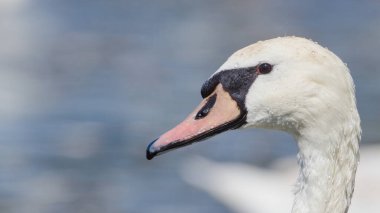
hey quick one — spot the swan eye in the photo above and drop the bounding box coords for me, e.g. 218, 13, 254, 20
257, 63, 272, 74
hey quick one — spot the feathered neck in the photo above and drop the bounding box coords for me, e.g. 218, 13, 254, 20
291, 110, 360, 213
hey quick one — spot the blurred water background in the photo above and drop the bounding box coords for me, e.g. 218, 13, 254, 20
0, 0, 379, 212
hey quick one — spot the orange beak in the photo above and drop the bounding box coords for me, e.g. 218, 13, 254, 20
146, 84, 246, 160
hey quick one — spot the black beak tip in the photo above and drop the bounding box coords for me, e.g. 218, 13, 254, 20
146, 139, 158, 160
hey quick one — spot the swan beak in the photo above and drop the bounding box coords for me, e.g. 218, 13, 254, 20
146, 84, 246, 160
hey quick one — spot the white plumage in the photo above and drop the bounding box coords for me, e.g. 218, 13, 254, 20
148, 36, 362, 212
186, 37, 361, 213
182, 145, 379, 213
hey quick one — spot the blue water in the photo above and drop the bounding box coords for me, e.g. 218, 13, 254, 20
0, 1, 379, 212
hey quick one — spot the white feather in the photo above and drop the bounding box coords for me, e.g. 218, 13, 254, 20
184, 37, 361, 213
181, 145, 379, 213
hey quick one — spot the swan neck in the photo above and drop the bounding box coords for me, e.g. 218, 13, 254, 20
291, 122, 360, 213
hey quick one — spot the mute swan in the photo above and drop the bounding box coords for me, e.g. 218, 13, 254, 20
146, 36, 361, 213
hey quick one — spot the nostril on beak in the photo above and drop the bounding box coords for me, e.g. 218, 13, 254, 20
195, 94, 217, 120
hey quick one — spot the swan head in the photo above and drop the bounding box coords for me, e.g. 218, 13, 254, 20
146, 36, 358, 160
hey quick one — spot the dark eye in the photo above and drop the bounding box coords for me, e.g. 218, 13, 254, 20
257, 63, 273, 74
